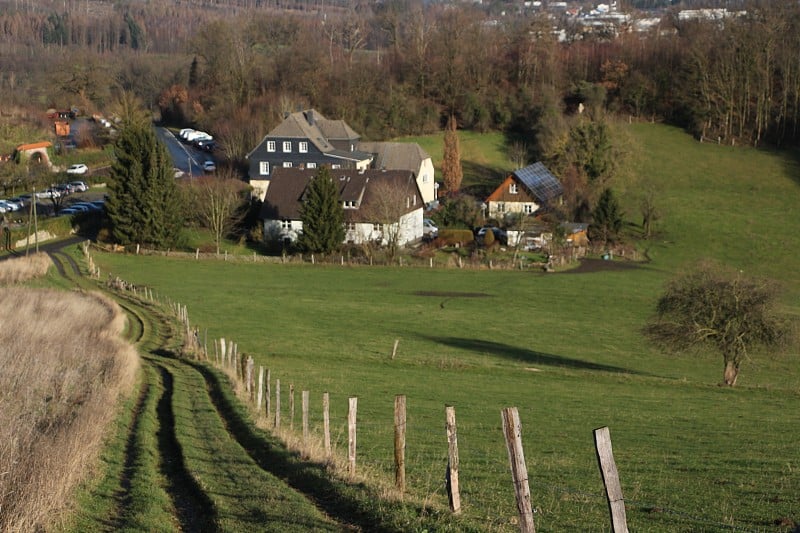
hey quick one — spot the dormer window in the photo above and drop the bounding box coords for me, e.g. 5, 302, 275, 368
343, 200, 358, 209
510, 183, 519, 194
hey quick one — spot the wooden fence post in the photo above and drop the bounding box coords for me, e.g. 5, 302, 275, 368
391, 339, 400, 360
302, 390, 309, 443
266, 369, 271, 421
220, 338, 226, 366
323, 392, 331, 458
246, 356, 254, 399
594, 426, 629, 533
275, 379, 281, 429
445, 405, 461, 513
348, 397, 357, 476
257, 366, 264, 413
289, 384, 295, 430
501, 407, 535, 533
394, 395, 407, 493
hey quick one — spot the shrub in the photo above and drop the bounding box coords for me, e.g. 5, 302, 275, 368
438, 229, 475, 247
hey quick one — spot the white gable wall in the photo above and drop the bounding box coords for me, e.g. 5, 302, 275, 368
487, 199, 541, 219
416, 158, 436, 205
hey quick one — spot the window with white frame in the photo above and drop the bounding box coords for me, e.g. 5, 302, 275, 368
509, 183, 519, 194
283, 162, 292, 168
422, 173, 429, 183
281, 220, 291, 229
299, 142, 308, 153
373, 223, 384, 233
259, 161, 270, 175
498, 202, 506, 212
307, 162, 317, 169
345, 222, 356, 231
331, 164, 341, 169
524, 204, 534, 214
267, 141, 276, 152
282, 141, 291, 152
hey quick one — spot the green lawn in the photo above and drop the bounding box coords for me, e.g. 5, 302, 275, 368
93, 123, 800, 531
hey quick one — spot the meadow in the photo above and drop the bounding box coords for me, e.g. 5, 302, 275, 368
92, 123, 800, 531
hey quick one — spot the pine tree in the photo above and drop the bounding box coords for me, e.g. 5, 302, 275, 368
298, 167, 345, 254
106, 119, 183, 248
442, 115, 463, 195
588, 187, 623, 246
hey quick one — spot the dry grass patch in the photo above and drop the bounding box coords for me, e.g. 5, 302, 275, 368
0, 288, 139, 531
0, 253, 52, 284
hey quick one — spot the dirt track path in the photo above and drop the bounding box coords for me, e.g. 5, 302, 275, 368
50, 243, 348, 532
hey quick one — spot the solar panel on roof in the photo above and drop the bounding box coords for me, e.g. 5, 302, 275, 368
513, 162, 563, 203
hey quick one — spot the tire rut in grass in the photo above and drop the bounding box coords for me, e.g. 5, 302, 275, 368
153, 362, 219, 532
193, 364, 397, 533
107, 376, 152, 530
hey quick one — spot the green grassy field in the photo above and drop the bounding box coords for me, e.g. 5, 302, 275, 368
93, 123, 800, 531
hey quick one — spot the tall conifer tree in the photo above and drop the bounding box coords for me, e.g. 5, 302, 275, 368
442, 115, 463, 195
106, 113, 183, 248
298, 167, 344, 254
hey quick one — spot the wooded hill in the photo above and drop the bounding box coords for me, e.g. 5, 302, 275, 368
1, 0, 799, 157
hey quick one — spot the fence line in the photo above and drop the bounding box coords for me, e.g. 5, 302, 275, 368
103, 276, 762, 533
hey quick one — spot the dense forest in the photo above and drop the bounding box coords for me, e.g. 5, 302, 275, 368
2, 0, 800, 162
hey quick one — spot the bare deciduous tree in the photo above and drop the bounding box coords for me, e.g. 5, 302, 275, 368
360, 176, 418, 261
184, 171, 248, 255
645, 262, 793, 387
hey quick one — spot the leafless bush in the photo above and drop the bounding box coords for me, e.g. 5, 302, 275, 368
0, 289, 139, 530
0, 253, 51, 284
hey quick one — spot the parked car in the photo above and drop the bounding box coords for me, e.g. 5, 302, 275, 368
423, 218, 438, 239
54, 184, 73, 196
475, 226, 508, 245
58, 208, 80, 216
8, 196, 28, 207
179, 128, 196, 140
203, 160, 216, 172
66, 163, 88, 175
194, 138, 216, 151
0, 199, 22, 211
69, 181, 89, 192
35, 189, 61, 199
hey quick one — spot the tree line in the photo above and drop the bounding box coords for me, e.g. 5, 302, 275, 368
2, 1, 800, 151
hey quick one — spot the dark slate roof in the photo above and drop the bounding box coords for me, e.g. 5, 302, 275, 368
265, 109, 360, 151
357, 142, 430, 173
260, 168, 420, 222
513, 162, 563, 203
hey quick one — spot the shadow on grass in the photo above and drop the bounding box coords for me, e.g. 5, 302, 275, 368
189, 362, 477, 533
422, 336, 648, 376
461, 160, 507, 199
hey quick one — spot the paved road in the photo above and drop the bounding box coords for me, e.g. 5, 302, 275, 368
155, 127, 214, 178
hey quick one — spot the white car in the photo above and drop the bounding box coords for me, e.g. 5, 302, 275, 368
35, 189, 61, 199
69, 181, 89, 192
203, 160, 216, 172
423, 218, 438, 239
66, 164, 88, 175
0, 199, 22, 211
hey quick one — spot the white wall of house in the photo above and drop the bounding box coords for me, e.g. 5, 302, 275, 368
487, 200, 540, 219
345, 208, 423, 245
250, 179, 270, 201
416, 158, 436, 205
264, 219, 302, 243
267, 208, 424, 247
